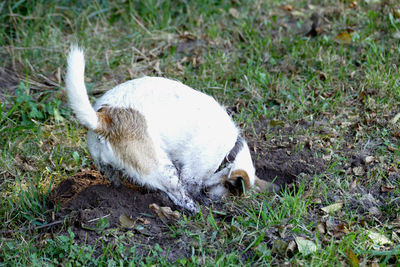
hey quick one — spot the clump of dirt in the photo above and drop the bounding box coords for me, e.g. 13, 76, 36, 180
48, 169, 190, 261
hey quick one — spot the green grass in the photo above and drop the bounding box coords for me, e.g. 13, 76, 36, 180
1, 0, 400, 265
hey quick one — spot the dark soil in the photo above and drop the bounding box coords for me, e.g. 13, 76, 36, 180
47, 119, 326, 261
48, 170, 188, 261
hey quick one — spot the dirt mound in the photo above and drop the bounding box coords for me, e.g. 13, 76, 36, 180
48, 170, 189, 261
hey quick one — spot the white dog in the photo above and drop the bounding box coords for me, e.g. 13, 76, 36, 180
65, 47, 274, 213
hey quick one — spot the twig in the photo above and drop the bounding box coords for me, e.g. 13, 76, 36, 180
0, 219, 65, 235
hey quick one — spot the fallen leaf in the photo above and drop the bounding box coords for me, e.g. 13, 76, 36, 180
365, 0, 380, 3
318, 71, 327, 80
137, 217, 151, 225
317, 223, 326, 234
392, 231, 400, 243
387, 145, 396, 152
229, 8, 240, 19
280, 4, 293, 12
368, 231, 393, 246
322, 154, 332, 161
119, 214, 135, 229
368, 206, 381, 217
336, 31, 352, 44
364, 156, 374, 164
348, 1, 358, 9
394, 9, 400, 19
352, 166, 365, 176
269, 120, 285, 127
390, 112, 400, 124
149, 203, 181, 220
312, 197, 322, 204
295, 236, 317, 256
393, 32, 400, 40
286, 240, 296, 257
321, 202, 343, 214
347, 249, 359, 267
381, 184, 395, 192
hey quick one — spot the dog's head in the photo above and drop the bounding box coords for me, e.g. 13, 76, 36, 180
221, 142, 256, 196
224, 169, 251, 195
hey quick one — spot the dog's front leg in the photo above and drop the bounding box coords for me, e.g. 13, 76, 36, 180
99, 163, 122, 187
146, 162, 199, 214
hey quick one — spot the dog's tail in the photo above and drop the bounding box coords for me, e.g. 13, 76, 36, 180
65, 46, 99, 130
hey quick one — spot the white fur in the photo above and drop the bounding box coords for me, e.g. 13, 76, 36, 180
65, 47, 99, 130
66, 47, 256, 213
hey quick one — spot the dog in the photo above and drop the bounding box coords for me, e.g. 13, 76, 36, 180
65, 46, 276, 213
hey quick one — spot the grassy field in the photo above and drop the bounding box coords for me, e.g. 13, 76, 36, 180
1, 0, 400, 265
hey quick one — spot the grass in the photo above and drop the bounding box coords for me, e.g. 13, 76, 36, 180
1, 0, 400, 265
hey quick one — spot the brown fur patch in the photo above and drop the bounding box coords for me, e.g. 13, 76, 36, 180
225, 169, 250, 195
95, 106, 157, 175
229, 170, 250, 188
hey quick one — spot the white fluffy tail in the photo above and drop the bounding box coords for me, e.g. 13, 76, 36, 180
66, 46, 98, 130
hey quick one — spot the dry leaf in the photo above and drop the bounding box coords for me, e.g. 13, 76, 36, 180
317, 223, 326, 234
295, 236, 317, 256
367, 231, 393, 246
228, 8, 240, 19
321, 202, 343, 213
336, 31, 352, 44
312, 197, 322, 204
394, 9, 400, 19
322, 154, 332, 161
286, 240, 296, 257
280, 5, 293, 12
149, 203, 181, 220
348, 1, 358, 9
393, 32, 400, 40
387, 145, 396, 152
392, 231, 400, 243
137, 217, 151, 225
119, 214, 135, 229
381, 184, 395, 192
364, 156, 374, 164
269, 120, 285, 127
347, 249, 359, 267
390, 112, 400, 124
352, 166, 365, 176
368, 206, 381, 217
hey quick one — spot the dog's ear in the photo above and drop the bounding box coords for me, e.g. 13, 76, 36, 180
254, 176, 280, 193
225, 170, 250, 195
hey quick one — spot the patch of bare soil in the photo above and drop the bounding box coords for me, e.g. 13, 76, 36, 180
245, 119, 326, 187
48, 170, 189, 262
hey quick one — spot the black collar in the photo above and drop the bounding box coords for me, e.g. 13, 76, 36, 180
215, 136, 244, 173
